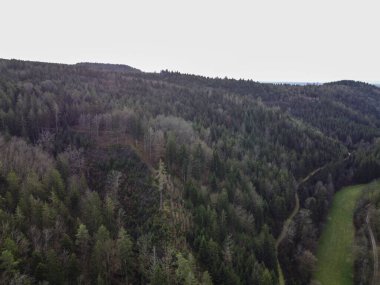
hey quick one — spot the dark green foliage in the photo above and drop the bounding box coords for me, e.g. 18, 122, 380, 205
0, 58, 379, 284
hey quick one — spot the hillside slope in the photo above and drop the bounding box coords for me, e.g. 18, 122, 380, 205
0, 59, 379, 285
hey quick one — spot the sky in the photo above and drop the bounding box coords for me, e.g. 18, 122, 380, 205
1, 0, 379, 83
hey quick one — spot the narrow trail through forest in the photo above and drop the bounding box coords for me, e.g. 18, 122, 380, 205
276, 165, 325, 285
276, 165, 326, 248
275, 193, 299, 249
367, 209, 379, 285
276, 153, 351, 285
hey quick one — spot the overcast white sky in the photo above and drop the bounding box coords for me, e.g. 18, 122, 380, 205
1, 0, 379, 82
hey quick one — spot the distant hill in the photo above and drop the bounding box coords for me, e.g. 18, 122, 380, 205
263, 81, 322, 86
324, 80, 375, 88
149, 71, 380, 144
76, 62, 141, 73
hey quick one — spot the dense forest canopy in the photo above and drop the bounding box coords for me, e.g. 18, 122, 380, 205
0, 58, 379, 285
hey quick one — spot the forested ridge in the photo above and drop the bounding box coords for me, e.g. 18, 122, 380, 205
0, 58, 379, 284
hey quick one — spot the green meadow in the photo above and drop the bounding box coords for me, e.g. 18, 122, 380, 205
313, 184, 366, 285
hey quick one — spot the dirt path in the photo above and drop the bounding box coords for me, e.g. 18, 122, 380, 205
276, 192, 299, 285
276, 153, 352, 284
276, 193, 299, 249
367, 209, 379, 285
276, 165, 328, 285
276, 166, 324, 247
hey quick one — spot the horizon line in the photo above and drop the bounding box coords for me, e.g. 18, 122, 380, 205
1, 57, 379, 86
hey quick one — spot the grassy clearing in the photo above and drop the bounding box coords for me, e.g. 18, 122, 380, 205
313, 184, 366, 285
